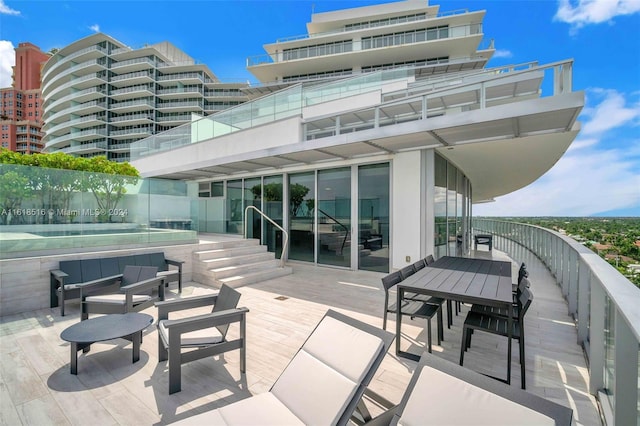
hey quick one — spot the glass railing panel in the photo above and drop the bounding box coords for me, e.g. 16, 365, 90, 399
0, 164, 197, 258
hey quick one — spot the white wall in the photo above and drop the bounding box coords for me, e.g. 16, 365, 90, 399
391, 151, 422, 270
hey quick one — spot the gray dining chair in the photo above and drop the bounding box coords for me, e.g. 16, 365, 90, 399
460, 287, 534, 389
381, 270, 441, 353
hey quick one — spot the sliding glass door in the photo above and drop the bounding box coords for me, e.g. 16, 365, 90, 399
317, 168, 351, 268
358, 163, 390, 273
288, 172, 315, 262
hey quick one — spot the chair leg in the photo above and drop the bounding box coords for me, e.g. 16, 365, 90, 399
426, 319, 432, 353
520, 334, 526, 390
459, 326, 467, 365
382, 310, 387, 331
465, 326, 473, 350
436, 308, 443, 344
168, 345, 181, 394
447, 300, 453, 328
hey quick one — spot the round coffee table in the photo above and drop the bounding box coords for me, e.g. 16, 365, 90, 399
60, 312, 153, 374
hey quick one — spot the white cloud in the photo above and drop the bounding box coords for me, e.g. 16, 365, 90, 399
474, 90, 640, 216
0, 0, 20, 15
89, 24, 100, 33
493, 49, 513, 59
0, 40, 15, 88
555, 0, 640, 32
581, 89, 640, 135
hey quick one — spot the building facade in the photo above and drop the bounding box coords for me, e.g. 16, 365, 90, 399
40, 33, 249, 162
0, 42, 50, 154
131, 0, 584, 274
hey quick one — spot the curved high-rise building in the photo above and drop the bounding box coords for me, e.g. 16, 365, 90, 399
41, 33, 248, 161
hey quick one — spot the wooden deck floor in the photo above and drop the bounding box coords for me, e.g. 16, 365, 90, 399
0, 246, 602, 425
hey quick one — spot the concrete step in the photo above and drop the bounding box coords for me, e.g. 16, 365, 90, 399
218, 266, 293, 288
197, 251, 276, 270
209, 259, 282, 279
193, 244, 267, 261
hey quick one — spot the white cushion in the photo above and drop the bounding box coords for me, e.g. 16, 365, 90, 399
271, 349, 357, 426
84, 294, 151, 305
158, 320, 224, 347
218, 392, 304, 425
302, 315, 384, 383
398, 366, 556, 426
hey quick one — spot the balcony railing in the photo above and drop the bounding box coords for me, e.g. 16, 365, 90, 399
473, 218, 640, 426
247, 21, 483, 67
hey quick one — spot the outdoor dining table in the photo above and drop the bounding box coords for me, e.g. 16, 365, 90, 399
396, 256, 515, 385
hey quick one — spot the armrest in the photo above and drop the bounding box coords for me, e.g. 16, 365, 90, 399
162, 307, 249, 335
120, 276, 165, 294
73, 274, 123, 291
155, 294, 219, 320
165, 258, 184, 269
50, 269, 69, 284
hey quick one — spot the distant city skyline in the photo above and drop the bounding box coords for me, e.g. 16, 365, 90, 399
0, 0, 638, 216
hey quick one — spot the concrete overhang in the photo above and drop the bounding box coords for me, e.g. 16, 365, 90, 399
134, 91, 584, 202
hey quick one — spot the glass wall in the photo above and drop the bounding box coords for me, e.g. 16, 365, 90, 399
0, 163, 197, 258
288, 172, 315, 262
434, 153, 470, 258
434, 154, 448, 258
197, 162, 390, 271
263, 175, 283, 257
358, 163, 390, 273
226, 179, 243, 234
317, 168, 351, 268
244, 177, 261, 239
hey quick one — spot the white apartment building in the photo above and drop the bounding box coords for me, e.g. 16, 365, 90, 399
131, 0, 583, 274
40, 33, 248, 162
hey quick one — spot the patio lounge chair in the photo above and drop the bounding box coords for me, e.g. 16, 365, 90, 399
365, 352, 572, 425
155, 284, 249, 394
173, 309, 395, 425
81, 265, 165, 320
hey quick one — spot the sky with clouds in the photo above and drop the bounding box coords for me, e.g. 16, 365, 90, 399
0, 0, 638, 217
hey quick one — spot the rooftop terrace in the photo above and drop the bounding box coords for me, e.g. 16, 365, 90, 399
0, 239, 602, 425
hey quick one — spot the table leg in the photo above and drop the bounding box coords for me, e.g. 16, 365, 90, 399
70, 342, 78, 374
132, 331, 141, 363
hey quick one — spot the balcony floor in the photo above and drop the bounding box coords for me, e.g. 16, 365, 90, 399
0, 244, 602, 425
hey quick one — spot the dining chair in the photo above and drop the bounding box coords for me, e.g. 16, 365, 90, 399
381, 271, 441, 353
460, 287, 534, 389
399, 264, 416, 280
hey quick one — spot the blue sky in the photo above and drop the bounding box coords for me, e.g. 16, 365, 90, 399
1, 0, 638, 217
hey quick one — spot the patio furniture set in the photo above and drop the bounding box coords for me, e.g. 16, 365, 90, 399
54, 248, 568, 425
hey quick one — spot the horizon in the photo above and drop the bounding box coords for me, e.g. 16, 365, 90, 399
0, 0, 638, 217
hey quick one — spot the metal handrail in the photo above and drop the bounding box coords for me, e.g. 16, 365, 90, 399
244, 205, 289, 268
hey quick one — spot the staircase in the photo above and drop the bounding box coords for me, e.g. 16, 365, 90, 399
192, 238, 292, 288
